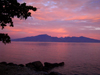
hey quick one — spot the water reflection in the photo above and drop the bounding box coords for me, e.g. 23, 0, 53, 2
0, 42, 100, 75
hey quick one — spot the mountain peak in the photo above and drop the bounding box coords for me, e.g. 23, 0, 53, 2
36, 34, 51, 37
37, 34, 48, 36
80, 36, 85, 38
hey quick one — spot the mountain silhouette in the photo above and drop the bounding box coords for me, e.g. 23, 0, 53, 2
12, 34, 100, 43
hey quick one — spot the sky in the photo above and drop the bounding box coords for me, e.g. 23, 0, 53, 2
0, 0, 100, 39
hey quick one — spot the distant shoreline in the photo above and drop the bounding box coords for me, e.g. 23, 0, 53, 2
11, 40, 100, 43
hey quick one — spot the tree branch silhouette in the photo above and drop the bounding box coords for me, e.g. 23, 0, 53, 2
0, 0, 37, 44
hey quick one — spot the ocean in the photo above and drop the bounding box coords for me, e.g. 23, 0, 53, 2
0, 42, 100, 75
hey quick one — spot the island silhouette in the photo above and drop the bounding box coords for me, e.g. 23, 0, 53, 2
12, 34, 100, 43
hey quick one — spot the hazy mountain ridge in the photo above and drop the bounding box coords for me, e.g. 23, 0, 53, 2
12, 34, 100, 43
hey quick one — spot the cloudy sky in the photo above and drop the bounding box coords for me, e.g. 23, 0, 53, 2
1, 0, 100, 39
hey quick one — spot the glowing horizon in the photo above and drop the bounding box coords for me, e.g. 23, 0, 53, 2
0, 0, 100, 40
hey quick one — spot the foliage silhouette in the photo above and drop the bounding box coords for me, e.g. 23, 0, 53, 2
0, 0, 37, 44
0, 33, 10, 44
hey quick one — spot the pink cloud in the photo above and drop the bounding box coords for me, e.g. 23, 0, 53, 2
1, 0, 100, 40
17, 0, 100, 22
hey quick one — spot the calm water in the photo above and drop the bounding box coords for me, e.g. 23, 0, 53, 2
0, 42, 100, 75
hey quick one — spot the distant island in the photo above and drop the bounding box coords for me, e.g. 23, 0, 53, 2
12, 34, 100, 43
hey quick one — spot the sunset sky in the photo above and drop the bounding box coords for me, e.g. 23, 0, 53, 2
0, 0, 100, 40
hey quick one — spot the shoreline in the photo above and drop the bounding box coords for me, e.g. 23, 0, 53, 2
0, 61, 64, 75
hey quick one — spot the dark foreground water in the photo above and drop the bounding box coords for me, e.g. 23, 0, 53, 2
0, 42, 100, 75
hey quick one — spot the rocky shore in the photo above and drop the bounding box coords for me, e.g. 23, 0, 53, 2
0, 61, 65, 75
